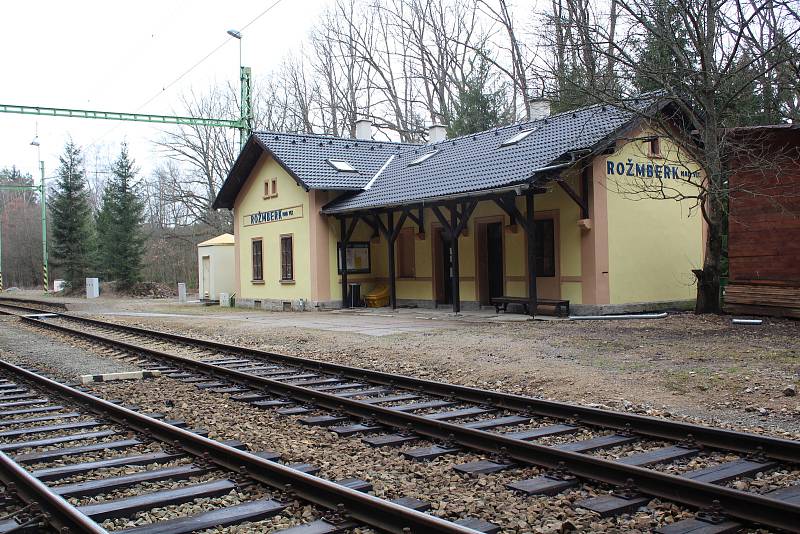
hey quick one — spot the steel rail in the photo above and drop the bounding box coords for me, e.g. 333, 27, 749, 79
12, 304, 800, 464
18, 315, 800, 532
0, 450, 109, 533
0, 359, 478, 534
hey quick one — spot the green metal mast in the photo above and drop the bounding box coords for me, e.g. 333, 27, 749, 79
239, 66, 253, 150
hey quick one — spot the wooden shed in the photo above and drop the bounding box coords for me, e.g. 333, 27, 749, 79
724, 125, 800, 318
197, 233, 235, 302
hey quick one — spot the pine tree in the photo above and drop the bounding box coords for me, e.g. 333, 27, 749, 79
444, 59, 510, 137
96, 143, 146, 289
50, 141, 95, 288
633, 0, 693, 94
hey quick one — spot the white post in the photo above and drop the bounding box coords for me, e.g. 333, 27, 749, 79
177, 283, 187, 303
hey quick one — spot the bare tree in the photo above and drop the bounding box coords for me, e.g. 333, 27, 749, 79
156, 86, 238, 232
0, 167, 42, 287
552, 0, 800, 312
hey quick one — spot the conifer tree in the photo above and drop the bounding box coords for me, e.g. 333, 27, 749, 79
444, 59, 510, 137
50, 141, 95, 288
96, 143, 146, 289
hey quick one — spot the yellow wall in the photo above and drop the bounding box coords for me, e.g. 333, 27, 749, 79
328, 177, 586, 305
234, 154, 312, 302
603, 128, 704, 303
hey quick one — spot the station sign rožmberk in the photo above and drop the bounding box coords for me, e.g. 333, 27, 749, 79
243, 205, 303, 227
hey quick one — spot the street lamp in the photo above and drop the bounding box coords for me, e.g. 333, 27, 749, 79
227, 29, 242, 69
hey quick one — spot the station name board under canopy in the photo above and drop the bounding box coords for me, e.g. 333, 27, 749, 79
243, 205, 303, 227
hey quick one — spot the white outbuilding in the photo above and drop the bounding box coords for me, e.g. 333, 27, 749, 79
197, 233, 235, 302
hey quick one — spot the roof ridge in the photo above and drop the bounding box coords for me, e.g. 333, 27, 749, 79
416, 101, 626, 150
254, 130, 419, 147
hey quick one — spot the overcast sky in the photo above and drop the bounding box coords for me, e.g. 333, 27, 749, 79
0, 0, 330, 184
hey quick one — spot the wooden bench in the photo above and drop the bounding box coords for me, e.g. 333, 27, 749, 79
491, 297, 570, 317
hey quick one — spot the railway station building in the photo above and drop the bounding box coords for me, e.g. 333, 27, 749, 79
213, 99, 705, 315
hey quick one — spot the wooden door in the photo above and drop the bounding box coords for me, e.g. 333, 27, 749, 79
202, 256, 211, 298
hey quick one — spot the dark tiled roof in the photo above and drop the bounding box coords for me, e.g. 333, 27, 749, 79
255, 131, 416, 190
214, 100, 651, 211
213, 131, 416, 209
323, 102, 638, 213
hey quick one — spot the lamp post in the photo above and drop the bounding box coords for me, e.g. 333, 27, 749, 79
227, 29, 252, 151
30, 132, 48, 292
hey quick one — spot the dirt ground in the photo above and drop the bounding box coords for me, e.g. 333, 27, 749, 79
4, 291, 800, 436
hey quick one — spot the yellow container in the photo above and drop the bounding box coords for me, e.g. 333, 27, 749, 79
364, 285, 390, 308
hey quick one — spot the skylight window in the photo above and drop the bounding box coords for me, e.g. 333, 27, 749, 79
408, 150, 439, 166
500, 128, 538, 147
327, 159, 357, 172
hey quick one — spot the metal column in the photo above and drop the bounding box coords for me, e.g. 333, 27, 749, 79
339, 217, 349, 308
450, 205, 460, 314
387, 211, 397, 309
526, 191, 538, 317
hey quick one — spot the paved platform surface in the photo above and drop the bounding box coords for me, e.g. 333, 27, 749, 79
94, 309, 469, 337
1, 291, 554, 338
90, 306, 549, 337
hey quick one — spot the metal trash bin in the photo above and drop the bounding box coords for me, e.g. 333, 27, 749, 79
348, 283, 362, 308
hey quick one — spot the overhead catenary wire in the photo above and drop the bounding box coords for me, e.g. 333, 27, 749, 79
89, 0, 285, 148
133, 0, 284, 114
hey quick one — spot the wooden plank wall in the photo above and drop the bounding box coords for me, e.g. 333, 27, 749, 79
724, 128, 800, 317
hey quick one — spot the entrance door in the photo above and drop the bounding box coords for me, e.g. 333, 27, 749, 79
486, 223, 504, 301
201, 256, 211, 299
433, 228, 453, 305
477, 222, 504, 305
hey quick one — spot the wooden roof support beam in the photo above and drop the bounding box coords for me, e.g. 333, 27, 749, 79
556, 179, 588, 219
494, 194, 530, 234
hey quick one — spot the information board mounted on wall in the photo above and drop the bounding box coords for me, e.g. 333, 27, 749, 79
337, 241, 371, 274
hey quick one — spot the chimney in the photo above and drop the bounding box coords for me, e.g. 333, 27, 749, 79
529, 98, 551, 121
355, 118, 372, 140
428, 123, 447, 144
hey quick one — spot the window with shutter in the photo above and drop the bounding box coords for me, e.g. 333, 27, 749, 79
252, 239, 263, 281
280, 235, 293, 281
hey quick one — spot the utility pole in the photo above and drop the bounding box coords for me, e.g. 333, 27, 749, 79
30, 130, 48, 292
39, 160, 47, 292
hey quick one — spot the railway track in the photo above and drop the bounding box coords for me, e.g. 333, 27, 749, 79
0, 354, 484, 533
2, 299, 800, 532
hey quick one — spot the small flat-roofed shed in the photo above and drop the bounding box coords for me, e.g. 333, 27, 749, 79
197, 233, 235, 301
